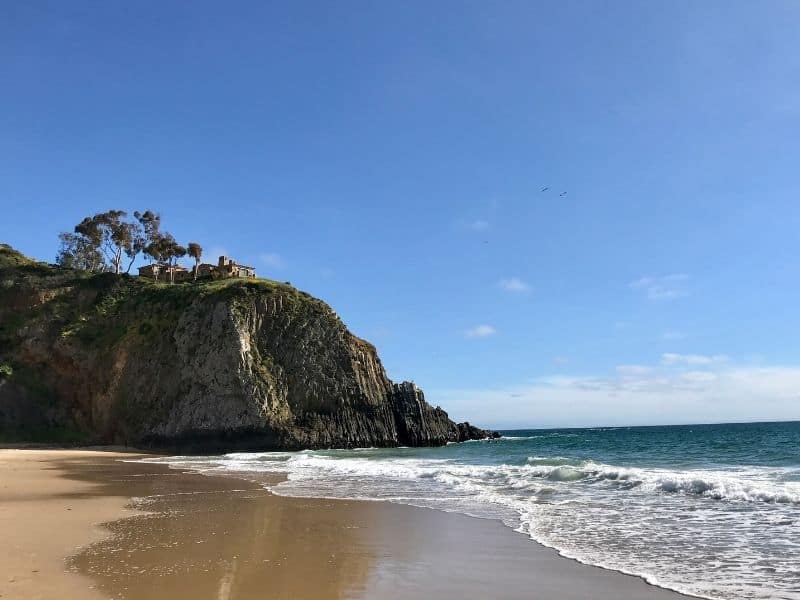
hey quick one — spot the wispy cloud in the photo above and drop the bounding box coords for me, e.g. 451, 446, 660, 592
499, 277, 530, 293
464, 324, 497, 338
616, 364, 653, 376
454, 217, 490, 232
469, 219, 489, 231
661, 353, 729, 366
662, 330, 686, 340
630, 274, 689, 300
259, 252, 285, 269
680, 371, 718, 383
431, 360, 800, 429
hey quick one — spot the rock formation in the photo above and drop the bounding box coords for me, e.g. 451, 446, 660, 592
0, 244, 496, 450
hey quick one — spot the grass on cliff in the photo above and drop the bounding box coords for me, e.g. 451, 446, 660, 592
1, 243, 321, 307
2, 244, 337, 355
64, 276, 324, 350
130, 275, 329, 314
0, 243, 39, 268
0, 243, 76, 280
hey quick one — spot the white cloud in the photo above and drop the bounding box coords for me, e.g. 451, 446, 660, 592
464, 324, 497, 338
680, 371, 718, 383
616, 364, 653, 376
469, 219, 489, 231
630, 274, 689, 300
259, 252, 285, 269
430, 365, 800, 429
499, 277, 530, 293
661, 353, 729, 366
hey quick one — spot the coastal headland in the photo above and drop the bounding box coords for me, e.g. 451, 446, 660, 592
0, 243, 492, 451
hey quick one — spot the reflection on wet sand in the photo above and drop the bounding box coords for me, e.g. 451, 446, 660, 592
65, 460, 375, 599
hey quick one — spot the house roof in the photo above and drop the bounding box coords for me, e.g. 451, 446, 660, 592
138, 263, 188, 270
221, 262, 255, 270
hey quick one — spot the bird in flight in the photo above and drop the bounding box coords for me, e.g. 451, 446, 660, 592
560, 192, 567, 197
540, 186, 549, 192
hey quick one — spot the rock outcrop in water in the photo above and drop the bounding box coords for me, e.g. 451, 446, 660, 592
0, 244, 495, 450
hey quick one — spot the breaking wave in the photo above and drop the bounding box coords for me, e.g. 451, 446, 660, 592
523, 459, 800, 504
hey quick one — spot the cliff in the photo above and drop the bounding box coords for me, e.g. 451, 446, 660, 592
0, 244, 494, 450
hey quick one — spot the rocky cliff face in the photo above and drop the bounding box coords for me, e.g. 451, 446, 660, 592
0, 244, 494, 450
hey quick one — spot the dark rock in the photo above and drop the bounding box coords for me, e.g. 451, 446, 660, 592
455, 421, 500, 442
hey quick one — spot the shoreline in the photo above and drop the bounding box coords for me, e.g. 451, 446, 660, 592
1, 448, 689, 599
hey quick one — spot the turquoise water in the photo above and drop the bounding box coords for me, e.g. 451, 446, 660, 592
146, 421, 800, 599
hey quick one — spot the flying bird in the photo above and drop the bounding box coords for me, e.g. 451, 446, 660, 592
540, 186, 549, 192
560, 192, 567, 197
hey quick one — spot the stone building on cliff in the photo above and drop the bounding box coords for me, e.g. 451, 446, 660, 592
196, 256, 256, 279
137, 263, 191, 282
139, 256, 255, 282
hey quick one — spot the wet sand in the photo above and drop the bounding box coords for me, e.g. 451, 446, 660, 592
0, 449, 688, 599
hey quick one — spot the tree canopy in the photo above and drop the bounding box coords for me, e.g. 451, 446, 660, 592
56, 210, 197, 283
57, 210, 146, 274
187, 242, 203, 281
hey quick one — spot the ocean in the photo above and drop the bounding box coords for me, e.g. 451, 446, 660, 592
142, 421, 800, 600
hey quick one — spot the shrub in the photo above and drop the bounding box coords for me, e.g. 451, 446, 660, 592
0, 363, 13, 379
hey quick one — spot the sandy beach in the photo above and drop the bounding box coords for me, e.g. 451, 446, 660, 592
0, 449, 688, 600
0, 449, 140, 600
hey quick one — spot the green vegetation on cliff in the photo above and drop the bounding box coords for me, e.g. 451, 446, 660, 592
1, 243, 318, 351
0, 244, 492, 449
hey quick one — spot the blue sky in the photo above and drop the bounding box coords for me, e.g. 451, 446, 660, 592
3, 1, 800, 428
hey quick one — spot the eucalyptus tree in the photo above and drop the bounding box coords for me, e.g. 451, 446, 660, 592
187, 242, 203, 281
59, 210, 142, 273
55, 232, 105, 272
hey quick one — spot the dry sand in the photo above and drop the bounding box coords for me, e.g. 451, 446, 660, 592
0, 449, 140, 600
0, 449, 688, 599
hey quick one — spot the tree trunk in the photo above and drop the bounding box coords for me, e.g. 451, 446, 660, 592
125, 252, 138, 274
